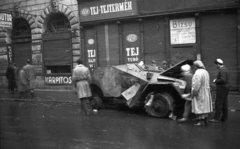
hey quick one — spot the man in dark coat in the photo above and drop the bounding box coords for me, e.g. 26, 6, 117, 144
209, 59, 230, 123
6, 62, 17, 94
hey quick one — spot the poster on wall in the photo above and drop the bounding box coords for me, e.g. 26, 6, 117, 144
170, 18, 196, 45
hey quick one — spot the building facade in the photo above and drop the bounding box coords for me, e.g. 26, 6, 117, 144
78, 0, 240, 91
0, 0, 239, 92
0, 0, 80, 90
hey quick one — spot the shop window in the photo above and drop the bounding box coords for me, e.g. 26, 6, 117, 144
46, 65, 71, 74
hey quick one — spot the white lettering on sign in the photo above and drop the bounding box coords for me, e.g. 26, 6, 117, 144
84, 1, 133, 16
170, 18, 196, 45
0, 13, 12, 22
87, 49, 96, 58
127, 57, 139, 62
45, 76, 72, 84
126, 47, 139, 56
0, 13, 12, 29
126, 47, 139, 62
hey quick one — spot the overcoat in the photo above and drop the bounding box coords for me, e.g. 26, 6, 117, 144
72, 64, 92, 99
191, 68, 213, 114
18, 68, 29, 92
23, 64, 36, 89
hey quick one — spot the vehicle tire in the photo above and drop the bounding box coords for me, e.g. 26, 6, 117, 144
90, 94, 103, 110
145, 93, 173, 118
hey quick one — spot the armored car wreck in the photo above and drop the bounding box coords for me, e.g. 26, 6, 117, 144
89, 59, 193, 118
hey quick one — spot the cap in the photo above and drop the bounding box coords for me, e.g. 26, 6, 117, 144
162, 61, 167, 64
214, 58, 223, 65
181, 64, 191, 72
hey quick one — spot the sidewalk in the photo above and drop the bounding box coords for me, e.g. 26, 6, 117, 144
0, 88, 240, 110
0, 89, 79, 103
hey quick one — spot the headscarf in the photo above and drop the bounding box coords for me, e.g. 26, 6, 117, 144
194, 60, 205, 69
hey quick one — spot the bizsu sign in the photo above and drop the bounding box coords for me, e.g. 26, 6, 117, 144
45, 76, 72, 84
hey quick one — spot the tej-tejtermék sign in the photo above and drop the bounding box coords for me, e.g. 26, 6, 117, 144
0, 12, 12, 29
79, 0, 138, 22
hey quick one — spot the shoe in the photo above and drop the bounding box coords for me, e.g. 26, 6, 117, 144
209, 119, 220, 123
177, 118, 188, 123
194, 120, 205, 127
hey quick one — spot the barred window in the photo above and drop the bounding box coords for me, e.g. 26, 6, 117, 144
46, 13, 70, 33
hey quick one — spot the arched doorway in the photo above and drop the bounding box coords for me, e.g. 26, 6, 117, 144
42, 13, 72, 84
12, 18, 32, 68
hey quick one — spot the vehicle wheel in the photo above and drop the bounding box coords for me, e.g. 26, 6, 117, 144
145, 93, 173, 118
90, 95, 103, 110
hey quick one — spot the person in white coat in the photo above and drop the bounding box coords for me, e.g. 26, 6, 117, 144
72, 59, 92, 116
191, 60, 213, 126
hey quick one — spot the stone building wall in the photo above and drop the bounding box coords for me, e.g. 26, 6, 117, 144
0, 0, 80, 90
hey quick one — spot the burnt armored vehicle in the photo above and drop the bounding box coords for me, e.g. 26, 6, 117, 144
90, 60, 193, 118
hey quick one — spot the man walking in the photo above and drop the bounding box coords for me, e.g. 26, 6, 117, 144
23, 59, 36, 98
209, 59, 230, 123
72, 59, 93, 116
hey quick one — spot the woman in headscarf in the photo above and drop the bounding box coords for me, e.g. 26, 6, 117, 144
191, 60, 213, 126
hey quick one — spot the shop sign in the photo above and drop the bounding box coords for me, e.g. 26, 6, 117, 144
170, 18, 196, 45
80, 0, 138, 22
87, 49, 96, 68
45, 76, 72, 84
0, 12, 12, 29
126, 47, 139, 62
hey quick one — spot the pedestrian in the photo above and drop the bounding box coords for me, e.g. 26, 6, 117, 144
23, 59, 36, 98
5, 62, 17, 94
13, 63, 19, 92
177, 64, 193, 123
162, 61, 168, 70
18, 66, 29, 98
209, 59, 230, 123
72, 58, 93, 116
191, 60, 213, 126
151, 60, 159, 71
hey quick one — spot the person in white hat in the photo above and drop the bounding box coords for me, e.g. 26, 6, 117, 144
177, 64, 193, 123
209, 58, 230, 123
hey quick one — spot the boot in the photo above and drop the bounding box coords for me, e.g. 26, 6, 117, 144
194, 119, 204, 127
203, 118, 208, 126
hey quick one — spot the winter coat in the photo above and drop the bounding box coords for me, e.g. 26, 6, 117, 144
18, 68, 29, 92
72, 64, 92, 99
191, 68, 213, 114
23, 64, 36, 89
6, 65, 17, 89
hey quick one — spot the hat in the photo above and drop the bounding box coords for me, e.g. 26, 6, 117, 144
152, 60, 157, 64
194, 60, 206, 69
181, 64, 191, 72
162, 61, 167, 64
214, 58, 223, 65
